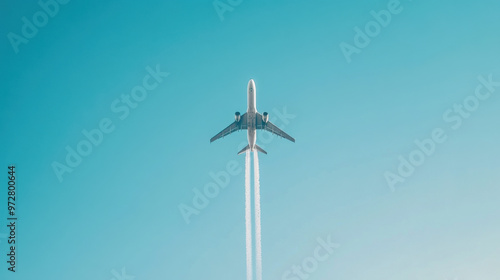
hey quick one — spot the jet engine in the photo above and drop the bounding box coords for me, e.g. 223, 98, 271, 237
235, 112, 241, 122
262, 112, 269, 123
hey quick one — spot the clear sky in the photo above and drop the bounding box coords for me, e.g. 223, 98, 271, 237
1, 0, 500, 279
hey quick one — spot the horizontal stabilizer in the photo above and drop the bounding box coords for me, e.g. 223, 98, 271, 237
237, 144, 268, 155
238, 145, 251, 155
255, 144, 267, 155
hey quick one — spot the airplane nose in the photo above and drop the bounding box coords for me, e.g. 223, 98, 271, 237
248, 79, 255, 87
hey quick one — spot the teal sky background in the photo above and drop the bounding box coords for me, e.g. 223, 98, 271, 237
1, 0, 500, 279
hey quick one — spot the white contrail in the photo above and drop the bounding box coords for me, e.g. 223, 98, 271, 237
253, 151, 262, 280
245, 151, 253, 280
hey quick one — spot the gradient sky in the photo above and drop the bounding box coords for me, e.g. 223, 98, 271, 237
1, 0, 500, 279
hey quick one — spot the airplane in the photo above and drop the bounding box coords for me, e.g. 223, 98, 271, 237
210, 79, 295, 155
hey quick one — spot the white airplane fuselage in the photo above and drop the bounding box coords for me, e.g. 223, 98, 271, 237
210, 78, 294, 154
247, 79, 257, 151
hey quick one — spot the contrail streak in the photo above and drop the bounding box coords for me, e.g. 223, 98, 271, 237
253, 151, 262, 280
245, 151, 253, 280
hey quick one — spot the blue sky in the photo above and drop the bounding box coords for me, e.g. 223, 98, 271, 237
1, 0, 500, 279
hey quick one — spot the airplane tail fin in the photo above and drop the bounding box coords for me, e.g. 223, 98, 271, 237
254, 144, 267, 155
237, 144, 268, 155
238, 145, 251, 155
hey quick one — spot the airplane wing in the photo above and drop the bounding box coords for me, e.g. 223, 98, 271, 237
256, 112, 295, 142
210, 113, 247, 143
